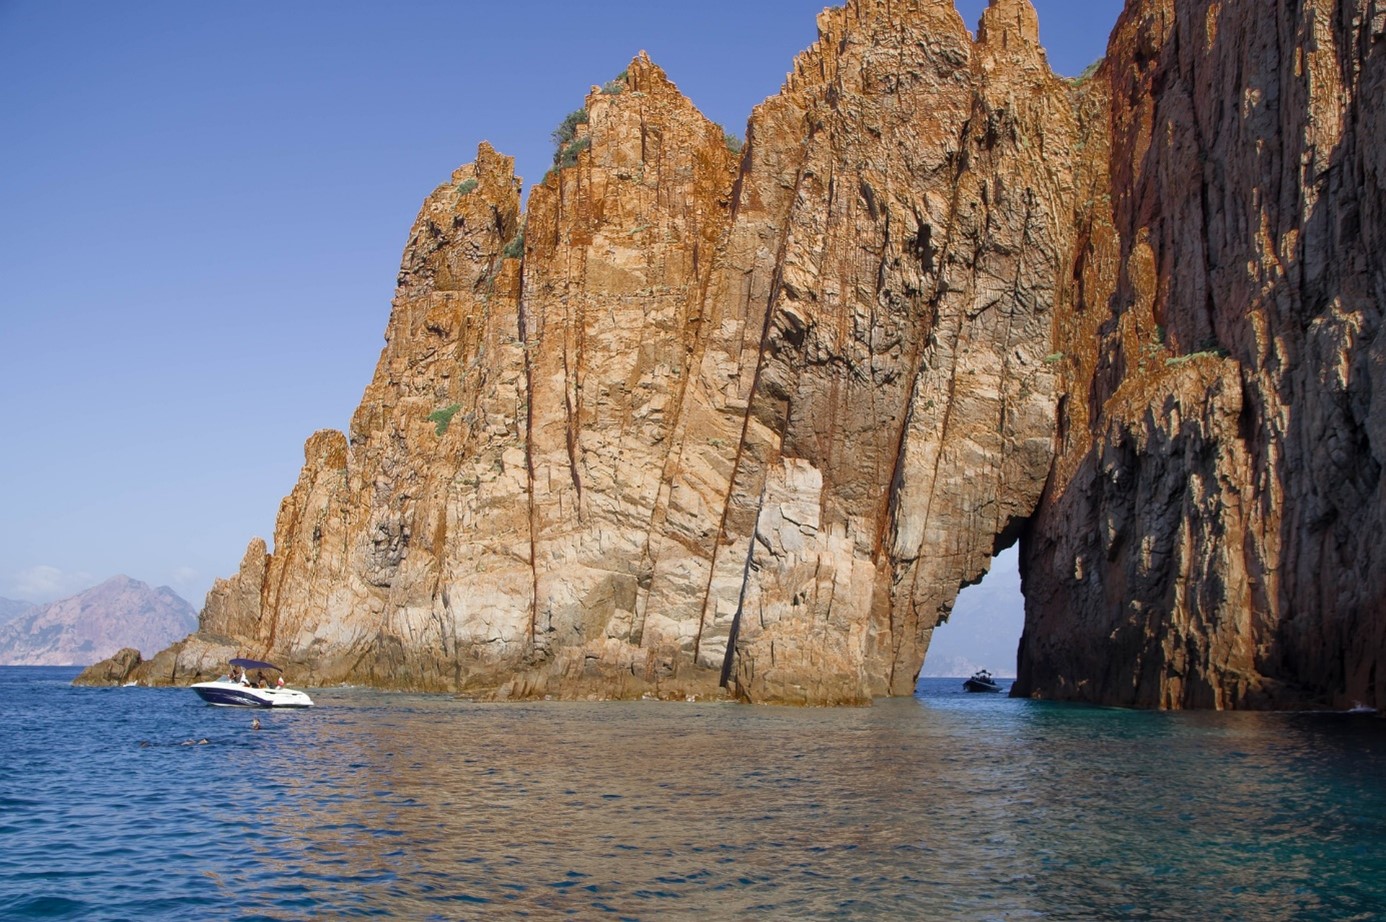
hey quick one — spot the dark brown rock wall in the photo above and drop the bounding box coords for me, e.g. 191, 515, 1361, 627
1020, 0, 1386, 710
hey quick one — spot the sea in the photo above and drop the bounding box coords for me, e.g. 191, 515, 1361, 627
2, 667, 1384, 921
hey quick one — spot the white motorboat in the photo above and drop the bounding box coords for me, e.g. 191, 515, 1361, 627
191, 657, 314, 708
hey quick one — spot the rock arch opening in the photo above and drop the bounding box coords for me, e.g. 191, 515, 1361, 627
921, 544, 1025, 683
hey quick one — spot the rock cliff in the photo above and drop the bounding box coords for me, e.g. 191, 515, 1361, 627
85, 0, 1385, 710
1017, 0, 1386, 711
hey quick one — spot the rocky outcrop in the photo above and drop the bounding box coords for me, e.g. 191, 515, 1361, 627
3, 576, 196, 666
1017, 0, 1386, 711
88, 0, 1385, 710
74, 647, 143, 684
97, 1, 1086, 703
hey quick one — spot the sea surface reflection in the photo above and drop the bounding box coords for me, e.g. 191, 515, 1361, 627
2, 669, 1384, 919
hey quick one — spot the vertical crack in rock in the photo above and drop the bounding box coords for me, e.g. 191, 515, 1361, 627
518, 241, 539, 649
692, 145, 809, 672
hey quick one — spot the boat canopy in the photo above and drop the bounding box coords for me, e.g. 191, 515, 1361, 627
230, 657, 281, 672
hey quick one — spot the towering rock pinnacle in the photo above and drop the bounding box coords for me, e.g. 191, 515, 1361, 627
705, 0, 1082, 702
93, 0, 1385, 711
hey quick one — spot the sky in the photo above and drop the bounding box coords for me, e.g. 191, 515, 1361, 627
0, 0, 1122, 668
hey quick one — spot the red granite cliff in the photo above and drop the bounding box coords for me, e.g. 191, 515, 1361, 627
87, 0, 1386, 711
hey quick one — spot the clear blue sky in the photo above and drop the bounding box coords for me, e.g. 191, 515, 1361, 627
0, 0, 1121, 667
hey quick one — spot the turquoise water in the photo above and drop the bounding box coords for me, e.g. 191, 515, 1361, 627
2, 668, 1384, 920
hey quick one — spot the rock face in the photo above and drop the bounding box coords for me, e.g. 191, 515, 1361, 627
75, 646, 144, 685
1016, 0, 1386, 711
91, 0, 1385, 710
0, 576, 197, 666
105, 2, 1082, 703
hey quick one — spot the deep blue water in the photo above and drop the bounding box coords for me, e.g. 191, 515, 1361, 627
2, 668, 1385, 920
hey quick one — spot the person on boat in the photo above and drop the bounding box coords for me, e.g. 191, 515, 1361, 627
237, 668, 250, 686
276, 675, 285, 688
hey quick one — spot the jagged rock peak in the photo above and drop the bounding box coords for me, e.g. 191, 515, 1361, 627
615, 50, 671, 94
784, 0, 973, 94
395, 142, 521, 298
975, 0, 1048, 72
535, 50, 733, 190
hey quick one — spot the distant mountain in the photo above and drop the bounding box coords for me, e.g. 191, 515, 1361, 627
0, 597, 37, 627
919, 655, 987, 679
0, 576, 198, 666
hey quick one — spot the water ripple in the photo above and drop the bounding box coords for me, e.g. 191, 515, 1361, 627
2, 670, 1385, 919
